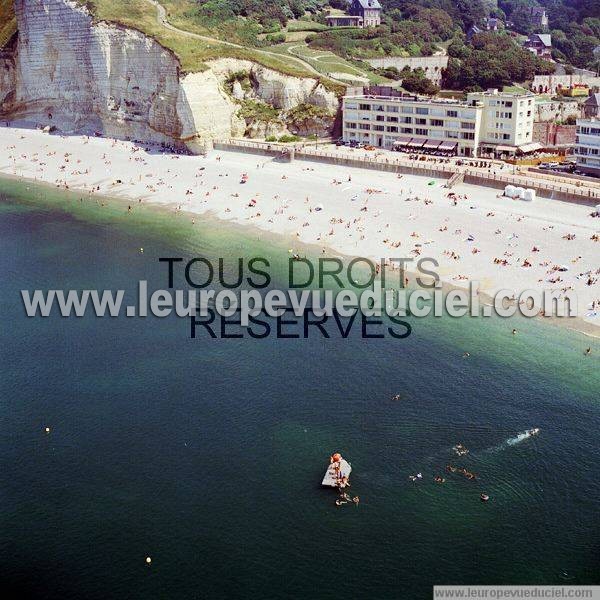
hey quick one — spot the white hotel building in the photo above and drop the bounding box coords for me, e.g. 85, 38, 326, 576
342, 87, 538, 157
574, 118, 600, 177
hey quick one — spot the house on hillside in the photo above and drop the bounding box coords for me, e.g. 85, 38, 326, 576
529, 7, 549, 29
583, 94, 600, 119
326, 0, 381, 29
349, 0, 381, 28
325, 14, 363, 27
466, 25, 482, 42
483, 17, 502, 31
467, 17, 502, 42
524, 33, 552, 60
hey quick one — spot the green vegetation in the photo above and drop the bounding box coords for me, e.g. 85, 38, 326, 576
224, 70, 252, 94
0, 0, 17, 48
286, 102, 332, 131
498, 1, 600, 70
4, 0, 598, 96
73, 1, 344, 93
266, 134, 301, 142
443, 31, 555, 91
306, 21, 444, 60
237, 99, 282, 124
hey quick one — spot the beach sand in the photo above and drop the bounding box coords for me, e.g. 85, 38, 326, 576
1, 126, 599, 329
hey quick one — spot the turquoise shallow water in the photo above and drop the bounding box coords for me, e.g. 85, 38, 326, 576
1, 177, 599, 600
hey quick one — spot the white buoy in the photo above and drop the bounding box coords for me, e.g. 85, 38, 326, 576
44, 427, 50, 434
139, 248, 144, 253
146, 556, 152, 565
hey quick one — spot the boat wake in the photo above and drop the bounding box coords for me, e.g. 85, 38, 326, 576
493, 428, 541, 451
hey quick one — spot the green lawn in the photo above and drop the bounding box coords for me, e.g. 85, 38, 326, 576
268, 41, 390, 84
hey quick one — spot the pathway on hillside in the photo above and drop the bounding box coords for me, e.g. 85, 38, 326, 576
286, 44, 370, 83
146, 0, 348, 86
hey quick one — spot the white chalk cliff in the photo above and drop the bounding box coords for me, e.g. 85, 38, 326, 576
0, 0, 340, 146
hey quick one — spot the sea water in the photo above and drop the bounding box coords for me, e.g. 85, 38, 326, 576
1, 177, 599, 599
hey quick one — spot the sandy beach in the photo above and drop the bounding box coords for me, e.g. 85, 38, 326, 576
1, 126, 599, 328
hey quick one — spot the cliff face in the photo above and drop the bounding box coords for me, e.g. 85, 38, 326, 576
0, 49, 15, 111
0, 0, 340, 147
209, 58, 339, 113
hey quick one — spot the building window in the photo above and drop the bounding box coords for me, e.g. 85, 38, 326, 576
430, 119, 444, 127
416, 107, 429, 115
447, 110, 458, 118
415, 128, 428, 136
359, 104, 370, 111
461, 122, 475, 130
416, 118, 427, 125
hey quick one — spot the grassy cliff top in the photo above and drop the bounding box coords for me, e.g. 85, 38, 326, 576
84, 0, 345, 93
0, 0, 17, 48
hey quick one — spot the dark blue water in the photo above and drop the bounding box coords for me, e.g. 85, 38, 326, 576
1, 178, 599, 600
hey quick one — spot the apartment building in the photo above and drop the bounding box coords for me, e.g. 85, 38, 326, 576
473, 90, 537, 154
342, 88, 537, 157
574, 118, 600, 176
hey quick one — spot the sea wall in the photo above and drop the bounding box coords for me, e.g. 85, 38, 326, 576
365, 55, 448, 85
532, 74, 600, 95
2, 0, 340, 146
534, 100, 582, 123
533, 122, 576, 148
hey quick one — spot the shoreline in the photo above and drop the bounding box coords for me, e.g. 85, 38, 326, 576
1, 126, 599, 339
3, 172, 599, 342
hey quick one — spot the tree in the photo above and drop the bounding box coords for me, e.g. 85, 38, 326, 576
454, 0, 487, 31
400, 68, 440, 95
443, 31, 554, 89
